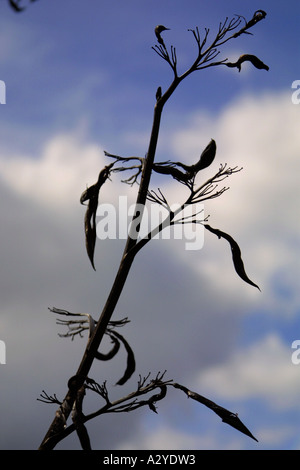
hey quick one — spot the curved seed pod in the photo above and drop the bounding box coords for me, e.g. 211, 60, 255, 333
204, 224, 260, 290
80, 185, 94, 206
80, 163, 114, 205
226, 54, 269, 73
111, 330, 136, 386
155, 25, 170, 46
148, 385, 167, 413
246, 9, 267, 28
81, 163, 114, 270
94, 335, 121, 361
84, 202, 97, 271
173, 139, 216, 179
173, 383, 258, 442
192, 139, 217, 173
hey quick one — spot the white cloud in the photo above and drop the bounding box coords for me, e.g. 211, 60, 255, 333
119, 426, 202, 450
0, 132, 134, 211
257, 425, 298, 447
195, 333, 300, 409
0, 133, 96, 207
118, 423, 238, 451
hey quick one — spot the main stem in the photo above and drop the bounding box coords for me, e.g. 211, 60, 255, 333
38, 91, 171, 450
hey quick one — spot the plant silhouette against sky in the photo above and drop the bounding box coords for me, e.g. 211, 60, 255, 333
29, 8, 269, 450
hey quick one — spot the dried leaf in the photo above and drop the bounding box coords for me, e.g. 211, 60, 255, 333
204, 224, 260, 290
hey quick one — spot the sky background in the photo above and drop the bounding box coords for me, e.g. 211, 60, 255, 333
0, 0, 300, 451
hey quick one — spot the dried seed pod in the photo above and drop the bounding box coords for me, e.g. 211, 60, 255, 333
84, 202, 97, 270
174, 383, 258, 442
81, 163, 114, 270
155, 25, 170, 46
193, 139, 217, 173
246, 9, 267, 28
226, 54, 269, 72
204, 224, 260, 290
94, 335, 120, 361
172, 139, 217, 180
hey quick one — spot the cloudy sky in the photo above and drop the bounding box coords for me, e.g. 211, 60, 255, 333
0, 0, 300, 451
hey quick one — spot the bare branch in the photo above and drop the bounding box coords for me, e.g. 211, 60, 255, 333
104, 151, 144, 185
83, 372, 172, 419
71, 385, 92, 450
37, 391, 62, 405
85, 378, 110, 404
147, 187, 170, 210
154, 11, 267, 85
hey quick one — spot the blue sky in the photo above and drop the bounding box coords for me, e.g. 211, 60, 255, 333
0, 0, 300, 451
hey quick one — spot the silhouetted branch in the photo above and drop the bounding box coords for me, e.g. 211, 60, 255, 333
104, 151, 144, 185
85, 378, 110, 404
71, 385, 91, 450
152, 10, 267, 81
125, 164, 242, 261
147, 187, 170, 210
38, 374, 258, 448
84, 371, 171, 419
37, 391, 62, 406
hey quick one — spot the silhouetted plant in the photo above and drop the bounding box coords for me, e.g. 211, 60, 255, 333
35, 10, 267, 450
